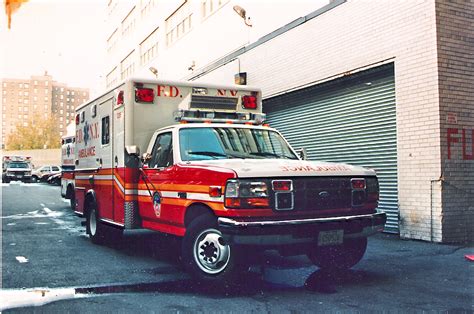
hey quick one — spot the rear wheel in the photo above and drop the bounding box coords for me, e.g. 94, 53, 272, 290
182, 214, 240, 282
308, 238, 368, 270
31, 176, 38, 183
67, 186, 75, 211
86, 207, 106, 244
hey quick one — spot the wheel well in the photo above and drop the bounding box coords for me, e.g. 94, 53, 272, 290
84, 192, 96, 217
184, 203, 215, 227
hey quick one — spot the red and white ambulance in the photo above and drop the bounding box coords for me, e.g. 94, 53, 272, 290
73, 78, 386, 281
60, 133, 75, 210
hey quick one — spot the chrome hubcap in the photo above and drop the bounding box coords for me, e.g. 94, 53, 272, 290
193, 228, 230, 274
89, 210, 97, 236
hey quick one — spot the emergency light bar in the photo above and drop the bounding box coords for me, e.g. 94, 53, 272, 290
174, 109, 266, 125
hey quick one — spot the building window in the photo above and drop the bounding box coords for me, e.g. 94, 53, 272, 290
120, 50, 136, 81
19, 83, 23, 88
166, 1, 192, 46
45, 81, 49, 86
34, 88, 37, 93
140, 27, 159, 65
34, 80, 38, 85
107, 29, 119, 55
2, 83, 6, 87
24, 83, 29, 88
202, 0, 228, 19
121, 7, 136, 38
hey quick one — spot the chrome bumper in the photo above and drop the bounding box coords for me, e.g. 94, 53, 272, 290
218, 212, 387, 246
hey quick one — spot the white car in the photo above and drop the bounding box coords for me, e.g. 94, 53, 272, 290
3, 161, 33, 183
32, 165, 62, 182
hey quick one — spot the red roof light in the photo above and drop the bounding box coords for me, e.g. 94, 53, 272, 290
242, 95, 257, 109
135, 88, 154, 103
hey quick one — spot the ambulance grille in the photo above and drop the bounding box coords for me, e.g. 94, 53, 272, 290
190, 95, 238, 110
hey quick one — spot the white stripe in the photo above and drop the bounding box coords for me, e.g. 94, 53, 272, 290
113, 176, 125, 193
75, 175, 113, 180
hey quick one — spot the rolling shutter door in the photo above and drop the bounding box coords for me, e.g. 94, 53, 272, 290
264, 65, 399, 232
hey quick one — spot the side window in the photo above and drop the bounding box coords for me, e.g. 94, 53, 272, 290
52, 166, 60, 171
149, 132, 173, 168
102, 116, 110, 145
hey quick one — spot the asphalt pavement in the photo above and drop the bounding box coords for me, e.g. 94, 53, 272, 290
1, 181, 473, 312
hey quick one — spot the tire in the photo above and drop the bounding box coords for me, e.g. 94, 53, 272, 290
31, 176, 38, 183
67, 186, 75, 211
308, 237, 368, 271
86, 207, 106, 245
182, 214, 240, 282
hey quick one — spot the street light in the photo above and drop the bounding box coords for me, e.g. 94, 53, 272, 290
233, 5, 252, 27
149, 67, 158, 78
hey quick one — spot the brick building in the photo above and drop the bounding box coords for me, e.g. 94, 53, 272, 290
103, 0, 472, 242
1, 73, 89, 149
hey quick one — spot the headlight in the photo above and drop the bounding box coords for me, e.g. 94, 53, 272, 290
224, 180, 269, 208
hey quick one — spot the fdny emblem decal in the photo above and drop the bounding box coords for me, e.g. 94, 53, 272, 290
153, 192, 161, 217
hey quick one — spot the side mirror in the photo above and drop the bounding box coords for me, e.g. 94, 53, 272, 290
141, 153, 152, 164
294, 148, 307, 160
126, 145, 140, 156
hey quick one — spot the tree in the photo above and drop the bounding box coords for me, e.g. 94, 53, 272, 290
6, 116, 61, 150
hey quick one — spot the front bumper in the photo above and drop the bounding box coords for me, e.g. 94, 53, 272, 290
218, 212, 387, 246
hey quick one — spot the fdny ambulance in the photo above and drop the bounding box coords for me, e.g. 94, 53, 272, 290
60, 133, 75, 210
73, 78, 386, 281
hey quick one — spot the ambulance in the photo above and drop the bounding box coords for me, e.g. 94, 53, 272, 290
60, 132, 75, 210
73, 78, 386, 281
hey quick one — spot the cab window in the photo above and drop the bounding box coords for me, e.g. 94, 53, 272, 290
149, 132, 173, 168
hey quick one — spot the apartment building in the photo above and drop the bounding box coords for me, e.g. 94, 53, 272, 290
1, 73, 89, 149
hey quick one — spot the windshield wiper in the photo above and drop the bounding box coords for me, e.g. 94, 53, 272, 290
188, 151, 228, 159
249, 152, 297, 159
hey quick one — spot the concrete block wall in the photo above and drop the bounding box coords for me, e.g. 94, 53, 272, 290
2, 149, 61, 169
436, 0, 474, 242
191, 1, 447, 241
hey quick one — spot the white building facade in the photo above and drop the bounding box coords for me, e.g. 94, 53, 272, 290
104, 0, 473, 243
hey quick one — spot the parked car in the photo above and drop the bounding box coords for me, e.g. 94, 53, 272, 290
2, 161, 33, 183
32, 165, 61, 182
47, 173, 61, 186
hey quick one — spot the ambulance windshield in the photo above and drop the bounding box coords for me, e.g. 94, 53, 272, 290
179, 127, 298, 161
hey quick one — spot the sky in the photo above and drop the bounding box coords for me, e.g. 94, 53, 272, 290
0, 0, 107, 95
0, 0, 329, 96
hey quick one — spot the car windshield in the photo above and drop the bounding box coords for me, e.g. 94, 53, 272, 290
8, 162, 29, 169
179, 127, 298, 161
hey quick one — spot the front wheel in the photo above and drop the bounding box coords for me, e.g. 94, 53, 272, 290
31, 176, 38, 183
182, 215, 239, 282
308, 238, 368, 271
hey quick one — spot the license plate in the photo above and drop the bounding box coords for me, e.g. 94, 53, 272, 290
16, 175, 23, 178
318, 230, 344, 246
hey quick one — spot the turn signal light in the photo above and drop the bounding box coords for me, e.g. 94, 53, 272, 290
209, 186, 222, 198
242, 95, 257, 109
272, 180, 292, 191
135, 88, 154, 103
351, 178, 366, 189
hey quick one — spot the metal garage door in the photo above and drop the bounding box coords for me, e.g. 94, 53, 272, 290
264, 64, 398, 232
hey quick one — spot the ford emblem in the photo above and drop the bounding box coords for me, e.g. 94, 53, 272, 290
319, 191, 330, 199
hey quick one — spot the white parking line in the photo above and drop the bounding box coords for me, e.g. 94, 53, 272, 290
15, 256, 29, 263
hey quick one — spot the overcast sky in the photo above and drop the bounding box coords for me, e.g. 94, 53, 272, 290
0, 0, 328, 96
0, 0, 107, 94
